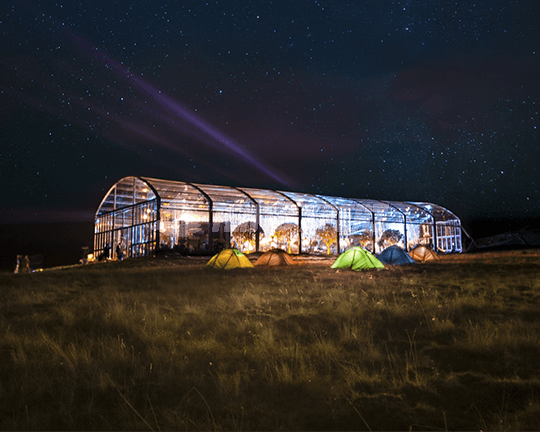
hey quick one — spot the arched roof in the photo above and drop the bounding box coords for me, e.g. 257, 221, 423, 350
95, 176, 460, 224
95, 176, 157, 216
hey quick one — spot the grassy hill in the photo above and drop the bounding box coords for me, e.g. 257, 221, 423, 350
1, 250, 540, 430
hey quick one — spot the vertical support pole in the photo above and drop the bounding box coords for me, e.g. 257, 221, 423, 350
186, 182, 214, 254
403, 216, 408, 252
208, 204, 213, 253
336, 211, 340, 254
131, 204, 134, 258
255, 203, 260, 252
233, 187, 260, 253
155, 199, 160, 254
372, 214, 376, 254
298, 207, 302, 254
433, 221, 438, 252
311, 194, 340, 254
112, 212, 116, 259
132, 178, 136, 258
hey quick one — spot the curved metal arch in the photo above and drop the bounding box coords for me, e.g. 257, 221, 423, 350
94, 176, 160, 259
350, 200, 377, 244
95, 176, 159, 219
94, 182, 119, 220
136, 177, 162, 248
378, 200, 406, 220
404, 202, 435, 222
184, 182, 213, 206
94, 177, 131, 220
348, 198, 376, 218
418, 203, 460, 222
378, 200, 408, 251
185, 182, 214, 252
307, 193, 339, 214
234, 187, 261, 251
408, 202, 462, 252
307, 193, 341, 253
137, 177, 160, 203
404, 201, 438, 250
274, 190, 303, 253
438, 206, 460, 221
349, 198, 377, 254
233, 186, 258, 206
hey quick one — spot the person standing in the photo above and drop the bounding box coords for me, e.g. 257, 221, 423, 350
116, 243, 123, 261
103, 243, 111, 260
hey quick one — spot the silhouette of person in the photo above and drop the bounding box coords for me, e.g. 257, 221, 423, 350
103, 243, 111, 260
116, 243, 123, 261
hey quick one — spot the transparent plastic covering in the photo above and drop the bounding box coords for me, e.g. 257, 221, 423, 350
407, 202, 460, 221
94, 176, 462, 259
96, 177, 157, 215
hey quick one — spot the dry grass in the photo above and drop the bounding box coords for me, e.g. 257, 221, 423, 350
0, 249, 539, 430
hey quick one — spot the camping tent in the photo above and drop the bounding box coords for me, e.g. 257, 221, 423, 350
331, 247, 384, 271
255, 249, 295, 266
409, 245, 438, 263
377, 245, 416, 265
206, 249, 254, 269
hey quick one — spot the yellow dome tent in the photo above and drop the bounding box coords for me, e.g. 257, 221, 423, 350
206, 248, 254, 269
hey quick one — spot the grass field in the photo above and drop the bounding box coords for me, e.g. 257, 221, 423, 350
1, 249, 540, 431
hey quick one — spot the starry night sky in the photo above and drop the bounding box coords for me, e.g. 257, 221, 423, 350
1, 0, 539, 228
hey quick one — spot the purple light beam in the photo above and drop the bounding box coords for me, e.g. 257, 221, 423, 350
66, 29, 294, 187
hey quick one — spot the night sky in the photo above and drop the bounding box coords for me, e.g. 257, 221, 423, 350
2, 0, 539, 227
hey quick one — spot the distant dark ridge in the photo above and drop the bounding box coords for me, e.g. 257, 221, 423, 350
470, 228, 540, 252
0, 222, 93, 271
464, 216, 540, 239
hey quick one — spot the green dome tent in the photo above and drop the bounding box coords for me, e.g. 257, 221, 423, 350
377, 245, 416, 265
331, 247, 384, 271
206, 249, 254, 269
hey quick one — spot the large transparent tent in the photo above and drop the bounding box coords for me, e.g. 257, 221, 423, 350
94, 176, 463, 260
